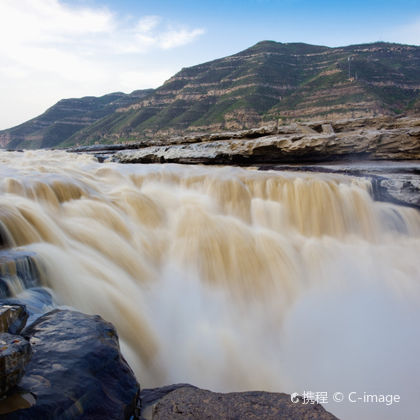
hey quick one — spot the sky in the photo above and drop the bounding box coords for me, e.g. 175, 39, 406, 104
0, 0, 419, 130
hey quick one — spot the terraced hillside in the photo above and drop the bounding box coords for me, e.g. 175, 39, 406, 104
0, 89, 153, 149
2, 40, 420, 148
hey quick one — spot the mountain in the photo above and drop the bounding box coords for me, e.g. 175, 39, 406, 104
0, 89, 153, 149
2, 41, 420, 149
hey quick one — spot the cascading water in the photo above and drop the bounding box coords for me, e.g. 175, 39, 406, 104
0, 150, 419, 419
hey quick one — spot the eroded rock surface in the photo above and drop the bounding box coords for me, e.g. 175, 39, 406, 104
110, 116, 420, 165
0, 333, 31, 396
140, 385, 339, 420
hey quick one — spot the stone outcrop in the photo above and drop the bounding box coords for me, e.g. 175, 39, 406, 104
0, 288, 55, 327
1, 309, 140, 419
371, 173, 420, 209
111, 116, 420, 164
0, 333, 31, 396
140, 385, 338, 420
0, 305, 28, 335
0, 304, 32, 398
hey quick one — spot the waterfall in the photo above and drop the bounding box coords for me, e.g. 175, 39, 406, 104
1, 150, 419, 420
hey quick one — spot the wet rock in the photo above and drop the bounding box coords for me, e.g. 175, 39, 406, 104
0, 333, 31, 396
0, 251, 42, 298
371, 174, 420, 209
1, 309, 139, 419
0, 304, 28, 334
140, 386, 338, 420
0, 390, 36, 415
0, 288, 55, 326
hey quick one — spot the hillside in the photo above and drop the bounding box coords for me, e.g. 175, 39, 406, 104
0, 89, 153, 149
2, 40, 420, 149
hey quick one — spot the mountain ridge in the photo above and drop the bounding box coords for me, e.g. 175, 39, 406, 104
0, 89, 154, 149
2, 40, 420, 149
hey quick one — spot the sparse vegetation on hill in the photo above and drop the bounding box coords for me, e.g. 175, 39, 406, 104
1, 41, 420, 149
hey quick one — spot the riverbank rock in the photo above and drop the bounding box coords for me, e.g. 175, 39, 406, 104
140, 385, 339, 420
0, 333, 31, 396
0, 288, 55, 327
371, 173, 420, 209
0, 304, 28, 335
108, 116, 420, 165
112, 126, 420, 165
1, 309, 140, 419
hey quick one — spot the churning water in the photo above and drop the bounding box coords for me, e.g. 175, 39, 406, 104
1, 150, 420, 419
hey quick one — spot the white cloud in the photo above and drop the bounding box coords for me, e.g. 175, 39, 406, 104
159, 28, 206, 49
136, 15, 162, 33
0, 0, 205, 129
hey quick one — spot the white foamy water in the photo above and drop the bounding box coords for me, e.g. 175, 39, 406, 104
0, 150, 419, 419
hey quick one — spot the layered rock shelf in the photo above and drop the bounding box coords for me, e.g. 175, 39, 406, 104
108, 116, 420, 164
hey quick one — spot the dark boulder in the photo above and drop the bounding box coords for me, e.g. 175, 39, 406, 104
0, 304, 28, 335
140, 385, 339, 420
1, 309, 140, 419
0, 333, 31, 396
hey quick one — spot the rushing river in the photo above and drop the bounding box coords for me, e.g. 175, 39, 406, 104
1, 150, 420, 419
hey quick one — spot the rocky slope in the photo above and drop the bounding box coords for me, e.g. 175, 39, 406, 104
2, 41, 420, 149
67, 41, 420, 146
0, 90, 153, 149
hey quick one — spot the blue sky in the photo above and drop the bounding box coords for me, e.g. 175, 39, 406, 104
1, 0, 419, 129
